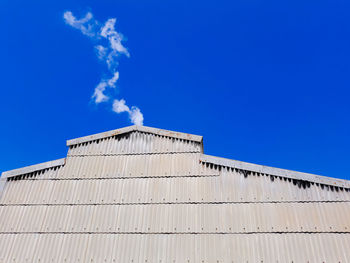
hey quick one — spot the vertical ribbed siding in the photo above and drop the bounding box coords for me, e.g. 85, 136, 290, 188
219, 166, 350, 201
67, 131, 202, 156
0, 178, 6, 200
1, 126, 350, 261
0, 233, 349, 262
58, 153, 216, 179
1, 166, 349, 205
0, 203, 349, 233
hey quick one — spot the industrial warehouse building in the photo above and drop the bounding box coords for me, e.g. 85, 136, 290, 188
0, 125, 350, 262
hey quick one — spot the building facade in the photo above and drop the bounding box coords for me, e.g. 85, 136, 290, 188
0, 125, 349, 262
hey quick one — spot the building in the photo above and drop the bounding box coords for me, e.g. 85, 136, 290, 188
0, 125, 349, 262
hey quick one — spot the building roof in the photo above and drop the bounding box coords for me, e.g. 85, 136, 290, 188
0, 126, 349, 262
66, 125, 203, 146
200, 154, 350, 189
1, 158, 65, 178
2, 125, 349, 189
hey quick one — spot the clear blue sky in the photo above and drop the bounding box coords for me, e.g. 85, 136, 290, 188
1, 0, 349, 180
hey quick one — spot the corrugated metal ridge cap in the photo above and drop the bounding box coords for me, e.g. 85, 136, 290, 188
200, 154, 350, 189
66, 125, 203, 146
1, 158, 65, 178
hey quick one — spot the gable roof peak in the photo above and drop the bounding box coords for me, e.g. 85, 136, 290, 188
66, 125, 203, 146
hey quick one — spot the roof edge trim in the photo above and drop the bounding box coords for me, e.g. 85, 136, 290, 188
200, 154, 350, 189
66, 125, 203, 146
1, 158, 66, 178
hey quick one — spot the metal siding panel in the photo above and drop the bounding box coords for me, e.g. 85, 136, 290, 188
1, 147, 350, 262
2, 202, 333, 233
1, 176, 350, 207
67, 131, 201, 156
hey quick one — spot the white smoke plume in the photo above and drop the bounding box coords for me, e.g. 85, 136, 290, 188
113, 99, 144, 126
91, 71, 119, 103
63, 11, 144, 125
92, 81, 108, 103
63, 11, 98, 37
95, 45, 107, 60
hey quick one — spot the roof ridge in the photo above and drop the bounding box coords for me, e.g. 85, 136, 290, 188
200, 154, 350, 189
1, 158, 66, 179
3, 127, 349, 190
66, 125, 203, 146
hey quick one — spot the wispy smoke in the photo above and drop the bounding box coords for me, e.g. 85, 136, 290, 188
63, 11, 144, 125
91, 71, 119, 103
113, 99, 144, 126
63, 11, 97, 37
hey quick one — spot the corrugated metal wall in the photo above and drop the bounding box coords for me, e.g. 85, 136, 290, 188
2, 165, 349, 205
67, 131, 202, 156
0, 233, 349, 262
61, 153, 214, 179
0, 202, 349, 233
0, 129, 350, 262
